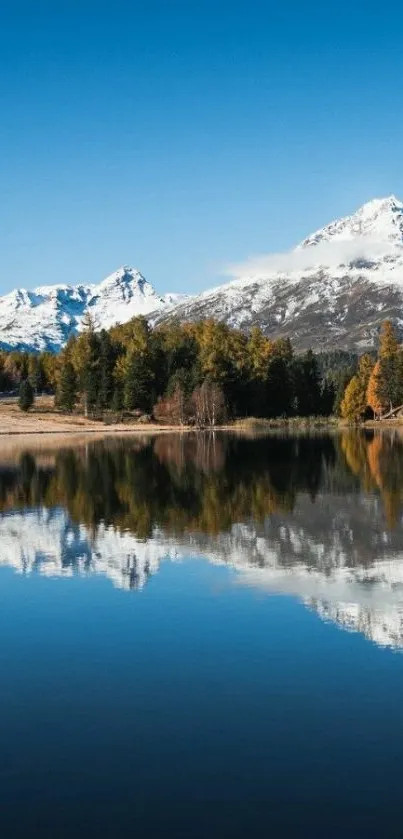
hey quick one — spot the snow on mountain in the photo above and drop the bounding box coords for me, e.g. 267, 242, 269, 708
2, 490, 403, 649
157, 195, 403, 351
4, 196, 403, 352
299, 195, 403, 249
0, 266, 186, 353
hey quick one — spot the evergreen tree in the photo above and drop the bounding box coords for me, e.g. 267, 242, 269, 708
82, 331, 101, 415
266, 356, 293, 416
124, 352, 153, 412
97, 330, 115, 409
18, 379, 34, 412
56, 360, 77, 413
28, 355, 45, 394
112, 386, 123, 413
320, 378, 336, 416
294, 350, 322, 416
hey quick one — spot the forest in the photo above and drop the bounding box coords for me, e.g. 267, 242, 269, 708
0, 315, 357, 423
340, 320, 403, 422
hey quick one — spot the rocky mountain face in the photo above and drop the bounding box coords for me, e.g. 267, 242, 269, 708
157, 195, 403, 351
3, 196, 403, 352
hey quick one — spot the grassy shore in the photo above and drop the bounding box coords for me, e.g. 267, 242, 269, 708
0, 398, 342, 438
0, 396, 192, 437
229, 416, 340, 431
1, 397, 398, 439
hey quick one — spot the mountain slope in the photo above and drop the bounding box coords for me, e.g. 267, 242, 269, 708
0, 266, 184, 352
159, 195, 403, 351
3, 196, 403, 352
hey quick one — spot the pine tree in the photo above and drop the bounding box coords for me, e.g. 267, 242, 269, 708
294, 350, 322, 416
18, 379, 34, 412
266, 356, 293, 416
320, 378, 336, 416
97, 330, 115, 410
56, 360, 77, 413
28, 355, 45, 394
112, 386, 123, 413
124, 352, 153, 413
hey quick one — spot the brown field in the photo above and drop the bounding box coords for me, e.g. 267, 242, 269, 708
0, 396, 190, 438
1, 397, 398, 447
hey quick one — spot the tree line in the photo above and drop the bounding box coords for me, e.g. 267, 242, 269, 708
340, 320, 403, 422
1, 315, 348, 422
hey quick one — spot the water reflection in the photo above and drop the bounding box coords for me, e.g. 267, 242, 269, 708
2, 431, 403, 649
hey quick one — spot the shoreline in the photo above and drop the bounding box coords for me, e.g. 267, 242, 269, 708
0, 397, 402, 439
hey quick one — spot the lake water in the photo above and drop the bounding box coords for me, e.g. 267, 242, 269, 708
1, 431, 403, 837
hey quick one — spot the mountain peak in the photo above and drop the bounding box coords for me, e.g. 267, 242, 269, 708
0, 264, 175, 352
299, 194, 403, 250
96, 265, 145, 288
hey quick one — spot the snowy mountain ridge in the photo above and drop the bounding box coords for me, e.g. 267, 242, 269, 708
155, 195, 403, 351
3, 196, 403, 352
299, 195, 403, 249
0, 266, 186, 352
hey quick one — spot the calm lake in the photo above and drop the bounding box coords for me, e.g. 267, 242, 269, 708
1, 430, 403, 837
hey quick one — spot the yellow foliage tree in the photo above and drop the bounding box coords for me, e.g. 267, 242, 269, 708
366, 361, 388, 418
379, 320, 399, 358
340, 353, 374, 422
340, 375, 367, 421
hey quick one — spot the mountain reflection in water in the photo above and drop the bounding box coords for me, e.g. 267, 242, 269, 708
1, 430, 403, 650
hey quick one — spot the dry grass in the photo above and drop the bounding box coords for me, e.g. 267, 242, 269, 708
230, 416, 339, 432
0, 397, 341, 446
0, 396, 192, 438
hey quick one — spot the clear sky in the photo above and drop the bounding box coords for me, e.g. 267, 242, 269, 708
1, 0, 403, 295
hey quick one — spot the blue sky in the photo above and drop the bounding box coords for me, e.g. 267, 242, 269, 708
1, 0, 403, 295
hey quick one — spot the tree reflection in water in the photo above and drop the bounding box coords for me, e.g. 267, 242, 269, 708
3, 431, 403, 649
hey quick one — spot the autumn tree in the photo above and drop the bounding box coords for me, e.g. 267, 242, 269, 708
40, 351, 59, 391
192, 380, 226, 427
154, 383, 189, 425
366, 361, 387, 418
376, 320, 402, 411
70, 315, 101, 416
340, 353, 374, 422
341, 375, 367, 422
379, 320, 399, 358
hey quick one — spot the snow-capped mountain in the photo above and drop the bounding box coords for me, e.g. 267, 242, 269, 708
4, 196, 403, 352
298, 195, 403, 248
0, 266, 185, 352
157, 195, 403, 351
